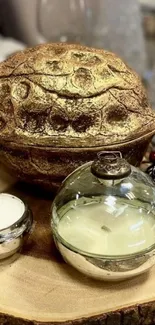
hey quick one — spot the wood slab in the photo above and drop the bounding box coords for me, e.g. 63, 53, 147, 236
0, 169, 155, 324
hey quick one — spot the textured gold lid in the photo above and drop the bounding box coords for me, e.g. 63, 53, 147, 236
0, 43, 154, 148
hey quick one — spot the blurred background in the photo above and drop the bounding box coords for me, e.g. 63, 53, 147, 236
0, 0, 155, 107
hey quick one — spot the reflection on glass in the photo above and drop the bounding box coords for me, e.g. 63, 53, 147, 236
37, 0, 98, 45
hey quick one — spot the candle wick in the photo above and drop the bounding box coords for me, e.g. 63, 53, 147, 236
101, 225, 111, 232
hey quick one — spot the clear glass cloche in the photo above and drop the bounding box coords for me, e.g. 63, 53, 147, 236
51, 151, 155, 281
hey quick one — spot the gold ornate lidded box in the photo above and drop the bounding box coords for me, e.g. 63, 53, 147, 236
0, 43, 154, 189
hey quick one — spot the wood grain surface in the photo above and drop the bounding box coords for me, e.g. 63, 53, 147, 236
0, 170, 155, 325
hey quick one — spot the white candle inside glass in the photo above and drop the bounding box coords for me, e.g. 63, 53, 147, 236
0, 193, 25, 229
58, 198, 155, 255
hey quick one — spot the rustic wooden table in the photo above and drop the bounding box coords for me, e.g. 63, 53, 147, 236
0, 162, 155, 325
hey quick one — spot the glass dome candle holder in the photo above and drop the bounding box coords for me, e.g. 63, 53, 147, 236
51, 151, 155, 281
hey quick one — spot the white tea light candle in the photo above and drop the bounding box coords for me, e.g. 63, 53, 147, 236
0, 193, 33, 261
0, 193, 25, 229
58, 198, 155, 256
